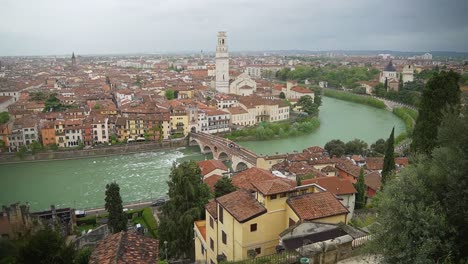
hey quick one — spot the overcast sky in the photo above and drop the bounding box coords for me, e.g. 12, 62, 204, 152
1, 0, 467, 56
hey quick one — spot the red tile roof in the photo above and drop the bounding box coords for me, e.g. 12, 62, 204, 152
216, 190, 267, 223
89, 231, 159, 264
365, 157, 384, 171
252, 179, 295, 195
197, 160, 228, 176
203, 174, 222, 193
231, 167, 275, 191
365, 171, 382, 191
287, 192, 349, 221
301, 176, 357, 195
205, 199, 217, 219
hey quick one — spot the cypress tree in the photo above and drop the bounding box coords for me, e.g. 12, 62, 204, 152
105, 182, 128, 233
381, 127, 395, 186
354, 168, 366, 209
411, 71, 461, 155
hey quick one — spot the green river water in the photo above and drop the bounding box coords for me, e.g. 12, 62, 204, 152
0, 97, 405, 211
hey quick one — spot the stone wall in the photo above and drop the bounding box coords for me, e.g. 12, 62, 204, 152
0, 139, 188, 164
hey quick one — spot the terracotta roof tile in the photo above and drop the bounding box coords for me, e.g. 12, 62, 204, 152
216, 190, 266, 223
365, 157, 384, 171
231, 167, 275, 191
365, 171, 382, 191
301, 176, 357, 195
197, 160, 228, 177
203, 174, 222, 193
252, 179, 295, 195
89, 230, 159, 264
287, 192, 348, 221
205, 199, 217, 219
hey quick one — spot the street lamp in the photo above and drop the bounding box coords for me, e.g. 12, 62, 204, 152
164, 241, 168, 260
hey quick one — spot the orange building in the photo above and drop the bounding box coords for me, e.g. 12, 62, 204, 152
40, 122, 56, 146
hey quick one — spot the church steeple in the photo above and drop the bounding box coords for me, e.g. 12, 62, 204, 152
71, 52, 76, 68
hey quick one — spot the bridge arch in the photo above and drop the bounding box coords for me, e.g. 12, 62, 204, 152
217, 152, 229, 161
203, 145, 212, 153
235, 162, 249, 172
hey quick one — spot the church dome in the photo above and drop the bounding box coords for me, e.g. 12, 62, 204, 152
384, 60, 396, 72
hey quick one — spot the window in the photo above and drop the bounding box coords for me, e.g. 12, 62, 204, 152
250, 223, 257, 232
280, 193, 287, 198
270, 194, 277, 200
289, 218, 296, 227
255, 247, 261, 255
201, 244, 205, 255
219, 206, 224, 223
210, 217, 214, 228
210, 238, 214, 250
222, 231, 227, 244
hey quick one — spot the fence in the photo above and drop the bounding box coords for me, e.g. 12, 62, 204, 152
222, 250, 301, 264
351, 235, 372, 249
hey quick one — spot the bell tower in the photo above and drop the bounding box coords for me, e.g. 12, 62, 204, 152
215, 31, 229, 93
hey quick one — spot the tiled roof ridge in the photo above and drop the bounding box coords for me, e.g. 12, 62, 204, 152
115, 231, 124, 264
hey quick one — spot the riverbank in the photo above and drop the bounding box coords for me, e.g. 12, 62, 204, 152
224, 117, 320, 141
323, 89, 386, 109
0, 139, 187, 164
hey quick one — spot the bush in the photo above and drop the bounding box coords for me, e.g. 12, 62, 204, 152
323, 89, 386, 109
142, 208, 158, 238
76, 215, 97, 226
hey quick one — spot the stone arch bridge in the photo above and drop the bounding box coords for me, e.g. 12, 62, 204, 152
190, 132, 260, 172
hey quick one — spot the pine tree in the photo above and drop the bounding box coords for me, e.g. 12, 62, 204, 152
354, 168, 366, 209
214, 176, 236, 197
381, 127, 395, 186
105, 182, 127, 233
411, 71, 461, 155
158, 161, 211, 259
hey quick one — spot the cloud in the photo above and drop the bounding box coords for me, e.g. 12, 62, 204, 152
0, 0, 467, 55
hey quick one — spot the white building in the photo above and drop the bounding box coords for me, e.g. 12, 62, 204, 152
215, 31, 230, 94
402, 65, 414, 83
203, 108, 230, 134
92, 116, 109, 144
379, 61, 399, 84
229, 72, 257, 96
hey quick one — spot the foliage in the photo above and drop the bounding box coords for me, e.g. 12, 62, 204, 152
29, 140, 43, 154
374, 81, 424, 106
158, 161, 212, 259
214, 176, 237, 198
349, 214, 376, 229
411, 71, 461, 155
142, 207, 158, 238
381, 127, 395, 186
105, 182, 128, 233
29, 91, 47, 101
344, 139, 368, 155
392, 107, 418, 142
17, 228, 76, 264
368, 111, 468, 262
48, 143, 59, 151
354, 168, 366, 209
75, 247, 92, 264
369, 138, 386, 156
276, 65, 379, 89
323, 89, 386, 109
43, 94, 70, 112
165, 89, 175, 100
225, 118, 320, 141
0, 112, 9, 124
16, 146, 28, 159
279, 92, 286, 99
294, 95, 320, 116
324, 139, 345, 157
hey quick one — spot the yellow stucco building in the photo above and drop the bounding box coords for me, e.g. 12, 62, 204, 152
194, 179, 349, 263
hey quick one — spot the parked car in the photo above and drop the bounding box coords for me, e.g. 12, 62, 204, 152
151, 198, 167, 207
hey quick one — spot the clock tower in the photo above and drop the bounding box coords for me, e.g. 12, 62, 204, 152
215, 31, 229, 93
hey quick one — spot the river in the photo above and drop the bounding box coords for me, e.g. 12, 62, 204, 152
0, 97, 404, 211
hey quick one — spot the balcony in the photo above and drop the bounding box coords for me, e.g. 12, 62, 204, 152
194, 220, 207, 242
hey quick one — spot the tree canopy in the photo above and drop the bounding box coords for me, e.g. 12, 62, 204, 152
0, 112, 9, 124
324, 139, 346, 157
345, 139, 368, 155
369, 111, 468, 263
165, 89, 175, 100
214, 176, 237, 198
411, 71, 461, 155
158, 161, 211, 259
295, 95, 320, 116
105, 182, 128, 233
354, 168, 366, 209
381, 127, 395, 186
43, 94, 70, 112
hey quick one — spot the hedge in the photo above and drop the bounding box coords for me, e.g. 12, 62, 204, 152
142, 207, 158, 238
323, 89, 386, 109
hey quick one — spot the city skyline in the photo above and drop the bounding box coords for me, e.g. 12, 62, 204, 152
1, 0, 468, 56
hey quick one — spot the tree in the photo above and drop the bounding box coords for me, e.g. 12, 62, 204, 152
43, 94, 69, 112
17, 228, 76, 264
345, 139, 368, 155
105, 182, 128, 233
165, 89, 175, 100
279, 92, 286, 99
411, 71, 461, 155
354, 168, 366, 209
0, 112, 9, 124
75, 247, 92, 264
295, 95, 319, 116
314, 92, 322, 106
324, 139, 345, 157
158, 161, 211, 259
370, 138, 386, 156
381, 127, 395, 186
16, 146, 28, 159
214, 176, 236, 197
29, 140, 43, 154
369, 111, 468, 262
398, 73, 403, 91
384, 78, 388, 91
